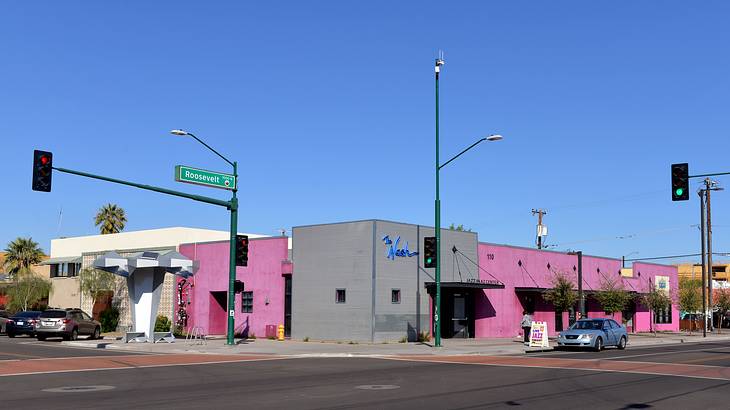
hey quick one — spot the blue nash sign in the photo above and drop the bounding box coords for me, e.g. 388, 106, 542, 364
382, 235, 418, 260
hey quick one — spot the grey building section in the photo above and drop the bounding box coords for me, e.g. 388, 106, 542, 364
292, 219, 478, 342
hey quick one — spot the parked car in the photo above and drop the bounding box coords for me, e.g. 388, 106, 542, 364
556, 318, 628, 351
35, 309, 101, 341
0, 310, 10, 334
6, 311, 42, 337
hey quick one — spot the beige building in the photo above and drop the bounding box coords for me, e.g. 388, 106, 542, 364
676, 262, 730, 282
44, 227, 266, 328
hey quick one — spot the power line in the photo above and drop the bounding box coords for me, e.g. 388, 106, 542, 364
624, 252, 730, 262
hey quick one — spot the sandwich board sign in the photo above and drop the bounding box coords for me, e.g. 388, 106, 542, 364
529, 321, 549, 348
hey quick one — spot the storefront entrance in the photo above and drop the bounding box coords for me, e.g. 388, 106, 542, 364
208, 291, 227, 335
426, 281, 505, 339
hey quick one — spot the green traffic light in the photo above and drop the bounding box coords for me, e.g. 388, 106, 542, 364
426, 258, 432, 264
675, 188, 684, 197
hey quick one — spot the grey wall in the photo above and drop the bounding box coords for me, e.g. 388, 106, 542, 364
292, 219, 478, 343
374, 221, 478, 342
291, 221, 374, 341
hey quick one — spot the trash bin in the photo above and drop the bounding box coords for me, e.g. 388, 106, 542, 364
265, 325, 276, 339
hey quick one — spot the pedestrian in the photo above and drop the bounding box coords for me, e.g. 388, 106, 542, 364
576, 311, 582, 321
520, 310, 533, 343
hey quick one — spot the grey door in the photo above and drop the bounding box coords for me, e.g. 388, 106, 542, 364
452, 294, 468, 338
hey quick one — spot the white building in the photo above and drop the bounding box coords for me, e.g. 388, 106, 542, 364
43, 227, 266, 328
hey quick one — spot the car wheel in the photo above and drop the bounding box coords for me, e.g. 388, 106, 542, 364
617, 336, 627, 350
594, 337, 603, 352
7, 332, 15, 338
37, 335, 46, 341
70, 329, 78, 341
92, 327, 101, 340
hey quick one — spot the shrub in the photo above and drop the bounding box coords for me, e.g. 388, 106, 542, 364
154, 315, 171, 332
418, 331, 431, 343
303, 336, 310, 342
399, 336, 407, 343
99, 307, 120, 333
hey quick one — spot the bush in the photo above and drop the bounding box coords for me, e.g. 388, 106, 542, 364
99, 307, 120, 333
154, 315, 171, 332
418, 331, 431, 343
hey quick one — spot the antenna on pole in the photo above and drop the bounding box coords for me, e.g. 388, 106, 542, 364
56, 206, 63, 238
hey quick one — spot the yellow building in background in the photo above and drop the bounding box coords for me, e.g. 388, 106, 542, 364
676, 262, 730, 282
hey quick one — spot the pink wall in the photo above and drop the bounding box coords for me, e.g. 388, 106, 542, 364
476, 243, 679, 338
179, 237, 290, 337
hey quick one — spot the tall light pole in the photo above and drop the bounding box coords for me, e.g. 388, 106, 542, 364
433, 57, 503, 347
171, 129, 239, 346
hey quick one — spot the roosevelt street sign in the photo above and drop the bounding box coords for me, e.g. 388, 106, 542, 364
175, 165, 236, 190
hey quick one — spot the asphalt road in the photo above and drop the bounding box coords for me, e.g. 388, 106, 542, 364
0, 334, 146, 360
2, 339, 730, 410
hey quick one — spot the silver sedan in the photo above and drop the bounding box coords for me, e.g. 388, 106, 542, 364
556, 318, 628, 351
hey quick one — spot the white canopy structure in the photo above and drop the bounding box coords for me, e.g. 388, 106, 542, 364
94, 250, 197, 342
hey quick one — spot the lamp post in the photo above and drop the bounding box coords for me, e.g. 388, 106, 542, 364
171, 129, 239, 346
433, 58, 503, 347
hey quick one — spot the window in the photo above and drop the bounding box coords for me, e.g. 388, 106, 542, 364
241, 291, 253, 313
654, 306, 672, 324
50, 262, 81, 278
335, 289, 346, 304
391, 289, 401, 304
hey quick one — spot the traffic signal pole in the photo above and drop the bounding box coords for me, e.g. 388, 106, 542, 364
434, 58, 442, 348
227, 161, 238, 346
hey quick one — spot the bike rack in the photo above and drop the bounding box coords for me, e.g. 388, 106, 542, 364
185, 326, 207, 346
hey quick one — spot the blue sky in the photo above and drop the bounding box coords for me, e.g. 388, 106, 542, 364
1, 1, 728, 264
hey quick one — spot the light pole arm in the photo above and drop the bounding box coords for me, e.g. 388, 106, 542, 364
439, 138, 487, 170
187, 132, 235, 169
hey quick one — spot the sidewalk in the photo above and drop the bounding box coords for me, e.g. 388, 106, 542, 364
63, 331, 730, 357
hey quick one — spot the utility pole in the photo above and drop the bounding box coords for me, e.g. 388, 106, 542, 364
699, 187, 707, 337
705, 178, 723, 332
532, 209, 547, 249
706, 178, 713, 332
577, 251, 584, 317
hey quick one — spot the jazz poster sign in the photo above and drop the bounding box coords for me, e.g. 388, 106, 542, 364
529, 321, 550, 348
655, 275, 670, 294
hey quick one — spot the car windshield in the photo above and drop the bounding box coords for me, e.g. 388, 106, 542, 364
571, 320, 604, 330
14, 311, 40, 318
40, 311, 67, 318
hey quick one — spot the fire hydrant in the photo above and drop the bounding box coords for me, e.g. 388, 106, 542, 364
277, 324, 285, 341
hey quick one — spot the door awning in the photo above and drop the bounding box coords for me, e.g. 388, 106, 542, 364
425, 280, 505, 291
40, 256, 82, 265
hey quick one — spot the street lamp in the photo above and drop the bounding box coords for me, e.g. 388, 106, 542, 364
433, 57, 503, 347
170, 129, 239, 346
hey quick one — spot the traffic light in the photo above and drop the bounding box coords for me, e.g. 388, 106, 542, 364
424, 236, 437, 268
235, 234, 249, 266
234, 280, 245, 293
32, 150, 53, 192
671, 163, 689, 201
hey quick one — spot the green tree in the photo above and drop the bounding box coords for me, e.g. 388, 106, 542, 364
642, 284, 671, 336
713, 288, 730, 332
448, 223, 471, 232
79, 267, 117, 305
3, 237, 44, 278
6, 276, 51, 312
543, 271, 578, 330
677, 278, 702, 334
94, 203, 127, 234
595, 277, 632, 317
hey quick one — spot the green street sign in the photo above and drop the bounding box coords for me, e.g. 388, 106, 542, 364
175, 165, 236, 190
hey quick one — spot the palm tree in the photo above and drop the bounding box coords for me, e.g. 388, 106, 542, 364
94, 203, 127, 235
4, 237, 45, 277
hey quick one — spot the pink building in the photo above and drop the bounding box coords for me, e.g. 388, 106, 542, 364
177, 224, 678, 341
476, 243, 679, 338
179, 237, 291, 338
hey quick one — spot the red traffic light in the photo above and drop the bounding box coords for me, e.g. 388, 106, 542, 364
40, 155, 50, 165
